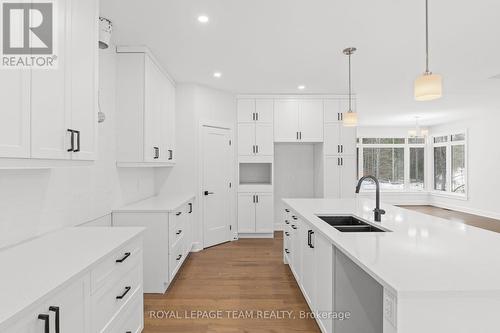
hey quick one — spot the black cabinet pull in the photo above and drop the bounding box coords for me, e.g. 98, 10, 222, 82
168, 149, 173, 160
252, 112, 256, 121
256, 113, 259, 121
204, 191, 214, 196
292, 216, 298, 220
153, 147, 159, 159
285, 232, 290, 236
73, 130, 81, 152
116, 252, 131, 263
176, 212, 182, 216
291, 225, 297, 230
188, 203, 193, 213
285, 220, 290, 225
38, 314, 49, 333
300, 132, 302, 140
176, 230, 182, 235
285, 249, 290, 254
256, 145, 259, 154
310, 231, 315, 249
307, 230, 312, 247
67, 129, 75, 152
176, 254, 182, 261
255, 195, 259, 203
341, 145, 344, 153
116, 286, 131, 299
49, 306, 60, 333
285, 209, 290, 213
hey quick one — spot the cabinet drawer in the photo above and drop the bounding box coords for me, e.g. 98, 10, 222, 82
91, 238, 142, 294
103, 285, 143, 333
169, 237, 186, 281
169, 212, 185, 249
92, 262, 142, 332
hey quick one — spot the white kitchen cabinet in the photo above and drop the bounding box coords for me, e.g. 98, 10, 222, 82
299, 100, 324, 142
237, 193, 274, 235
324, 122, 357, 156
112, 197, 194, 293
274, 100, 324, 142
314, 231, 334, 333
301, 224, 315, 305
0, 71, 30, 158
0, 228, 144, 333
116, 47, 176, 167
238, 123, 273, 156
4, 0, 98, 163
324, 99, 357, 123
324, 156, 357, 199
290, 215, 302, 281
238, 99, 273, 123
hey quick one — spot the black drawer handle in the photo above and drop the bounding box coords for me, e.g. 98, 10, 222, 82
285, 249, 290, 254
116, 286, 131, 300
291, 225, 297, 230
285, 220, 290, 225
285, 232, 290, 236
49, 306, 60, 333
67, 129, 75, 152
285, 209, 290, 213
116, 252, 131, 263
38, 314, 49, 333
188, 203, 193, 213
292, 216, 298, 220
176, 230, 182, 235
168, 149, 173, 160
176, 254, 182, 261
176, 212, 182, 216
73, 130, 81, 152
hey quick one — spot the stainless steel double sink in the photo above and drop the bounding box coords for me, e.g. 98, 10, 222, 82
317, 216, 387, 233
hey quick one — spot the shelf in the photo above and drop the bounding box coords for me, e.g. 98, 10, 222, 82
239, 163, 272, 185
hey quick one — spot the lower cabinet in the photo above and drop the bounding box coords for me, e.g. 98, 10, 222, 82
112, 201, 194, 293
284, 207, 334, 333
0, 233, 144, 333
237, 193, 274, 235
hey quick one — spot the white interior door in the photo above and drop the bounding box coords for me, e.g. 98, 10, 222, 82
299, 100, 324, 142
274, 100, 299, 142
202, 126, 232, 248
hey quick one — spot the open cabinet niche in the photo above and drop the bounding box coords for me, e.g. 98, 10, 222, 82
239, 163, 272, 185
274, 143, 324, 228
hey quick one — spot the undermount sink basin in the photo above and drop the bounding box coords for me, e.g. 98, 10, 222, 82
334, 225, 386, 233
317, 215, 387, 233
318, 215, 367, 226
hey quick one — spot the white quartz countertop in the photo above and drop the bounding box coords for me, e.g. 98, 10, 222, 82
0, 227, 144, 326
283, 198, 500, 296
113, 194, 195, 213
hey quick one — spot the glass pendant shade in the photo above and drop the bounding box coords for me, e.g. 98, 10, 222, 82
414, 73, 442, 101
343, 112, 358, 127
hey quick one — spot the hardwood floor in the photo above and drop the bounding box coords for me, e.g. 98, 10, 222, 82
144, 232, 320, 333
399, 205, 500, 233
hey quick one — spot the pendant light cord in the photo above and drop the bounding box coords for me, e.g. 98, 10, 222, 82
425, 0, 430, 73
348, 52, 352, 112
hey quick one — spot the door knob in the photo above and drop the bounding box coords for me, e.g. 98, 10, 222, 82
204, 191, 214, 196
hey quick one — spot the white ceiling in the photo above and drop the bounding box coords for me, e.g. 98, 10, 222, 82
101, 0, 500, 126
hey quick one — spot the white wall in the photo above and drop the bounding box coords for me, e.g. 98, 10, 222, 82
155, 84, 236, 250
429, 115, 500, 219
274, 144, 318, 228
0, 48, 156, 249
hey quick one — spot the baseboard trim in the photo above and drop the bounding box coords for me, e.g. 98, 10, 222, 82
191, 242, 203, 252
238, 233, 274, 239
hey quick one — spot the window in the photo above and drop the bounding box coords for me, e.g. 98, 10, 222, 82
432, 132, 466, 195
357, 137, 425, 191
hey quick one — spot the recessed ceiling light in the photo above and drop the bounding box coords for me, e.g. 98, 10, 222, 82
298, 85, 306, 90
213, 72, 222, 78
198, 15, 209, 23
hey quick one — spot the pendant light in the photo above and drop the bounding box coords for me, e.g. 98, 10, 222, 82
414, 0, 442, 101
343, 47, 357, 127
408, 117, 429, 137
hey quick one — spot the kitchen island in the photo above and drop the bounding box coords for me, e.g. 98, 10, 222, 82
282, 198, 500, 333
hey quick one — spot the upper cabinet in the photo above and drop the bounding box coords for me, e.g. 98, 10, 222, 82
324, 99, 357, 123
116, 47, 176, 167
274, 100, 324, 142
0, 0, 98, 166
237, 99, 273, 123
237, 99, 274, 159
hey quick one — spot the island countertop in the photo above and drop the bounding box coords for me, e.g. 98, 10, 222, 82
283, 198, 500, 296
